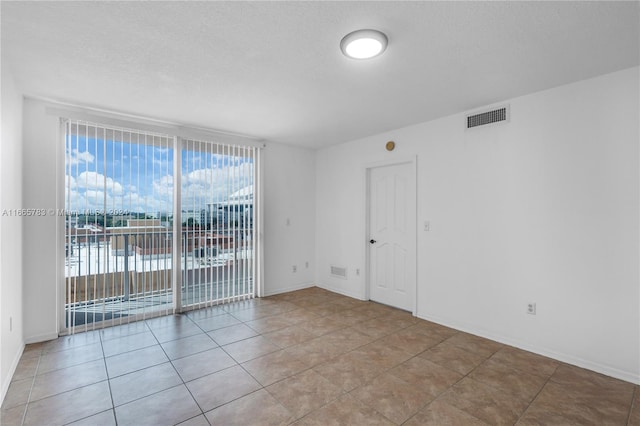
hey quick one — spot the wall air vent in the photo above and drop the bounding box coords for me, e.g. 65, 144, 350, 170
330, 265, 347, 279
466, 105, 510, 129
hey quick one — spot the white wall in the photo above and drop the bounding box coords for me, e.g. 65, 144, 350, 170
1, 65, 25, 402
262, 142, 316, 295
22, 99, 60, 343
315, 67, 640, 384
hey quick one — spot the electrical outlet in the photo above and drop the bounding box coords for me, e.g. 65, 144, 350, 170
356, 268, 360, 276
527, 303, 536, 315
424, 221, 430, 232
292, 265, 297, 273
286, 218, 291, 226
305, 261, 309, 269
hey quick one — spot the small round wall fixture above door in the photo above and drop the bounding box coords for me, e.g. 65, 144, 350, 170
385, 141, 395, 151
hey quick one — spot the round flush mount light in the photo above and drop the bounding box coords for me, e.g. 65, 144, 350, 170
340, 29, 388, 59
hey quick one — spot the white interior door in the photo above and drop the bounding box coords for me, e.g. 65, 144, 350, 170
368, 161, 416, 312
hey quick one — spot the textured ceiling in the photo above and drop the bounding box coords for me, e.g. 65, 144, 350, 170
2, 1, 638, 148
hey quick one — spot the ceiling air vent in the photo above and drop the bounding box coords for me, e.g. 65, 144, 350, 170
466, 105, 510, 129
330, 265, 347, 279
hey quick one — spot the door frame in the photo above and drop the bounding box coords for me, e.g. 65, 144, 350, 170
363, 156, 418, 316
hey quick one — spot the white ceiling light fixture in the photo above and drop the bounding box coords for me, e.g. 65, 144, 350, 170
340, 29, 388, 59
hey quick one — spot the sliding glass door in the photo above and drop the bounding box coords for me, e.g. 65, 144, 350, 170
62, 120, 259, 334
180, 139, 257, 309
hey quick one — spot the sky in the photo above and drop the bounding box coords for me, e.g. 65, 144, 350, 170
66, 133, 254, 215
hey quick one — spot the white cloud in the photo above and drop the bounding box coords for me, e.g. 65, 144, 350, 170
65, 175, 77, 189
76, 171, 124, 195
67, 149, 95, 166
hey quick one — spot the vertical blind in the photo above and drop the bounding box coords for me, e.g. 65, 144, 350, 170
63, 120, 258, 333
181, 138, 257, 310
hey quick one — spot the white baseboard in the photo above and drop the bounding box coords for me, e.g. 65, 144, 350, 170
1, 342, 25, 406
262, 281, 315, 297
418, 312, 640, 386
24, 332, 58, 345
316, 282, 366, 301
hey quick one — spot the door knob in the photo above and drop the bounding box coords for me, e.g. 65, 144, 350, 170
369, 239, 377, 244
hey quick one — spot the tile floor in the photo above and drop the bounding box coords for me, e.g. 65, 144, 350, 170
1, 287, 638, 425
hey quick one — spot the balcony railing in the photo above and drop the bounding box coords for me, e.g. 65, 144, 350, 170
64, 228, 254, 328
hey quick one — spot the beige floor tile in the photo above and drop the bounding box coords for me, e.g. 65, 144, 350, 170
306, 303, 350, 317
277, 308, 321, 325
630, 386, 640, 426
172, 347, 236, 382
150, 321, 204, 343
266, 369, 343, 419
185, 305, 229, 321
350, 340, 412, 370
517, 404, 599, 425
388, 356, 463, 399
109, 362, 182, 406
230, 305, 278, 322
313, 352, 385, 391
1, 377, 32, 410
176, 414, 210, 426
205, 389, 293, 426
290, 297, 325, 309
11, 356, 40, 382
41, 330, 101, 354
438, 377, 529, 425
263, 324, 317, 348
377, 327, 443, 356
21, 342, 46, 359
419, 341, 488, 375
208, 323, 259, 346
351, 317, 405, 338
187, 365, 261, 412
468, 358, 548, 403
246, 314, 294, 334
105, 345, 168, 378
261, 301, 299, 316
4, 287, 637, 426
23, 381, 112, 426
284, 343, 336, 368
488, 346, 559, 379
323, 309, 373, 326
242, 349, 310, 386
405, 400, 488, 426
30, 358, 108, 401
295, 393, 393, 426
350, 372, 432, 424
523, 380, 631, 425
0, 403, 26, 426
316, 327, 374, 352
67, 409, 116, 426
409, 320, 459, 340
297, 316, 346, 336
444, 333, 504, 358
550, 364, 635, 405
192, 313, 241, 331
295, 335, 349, 359
378, 312, 419, 329
101, 331, 158, 357
145, 314, 192, 330
160, 333, 218, 360
37, 342, 104, 375
222, 335, 280, 363
114, 385, 201, 426
99, 320, 150, 341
